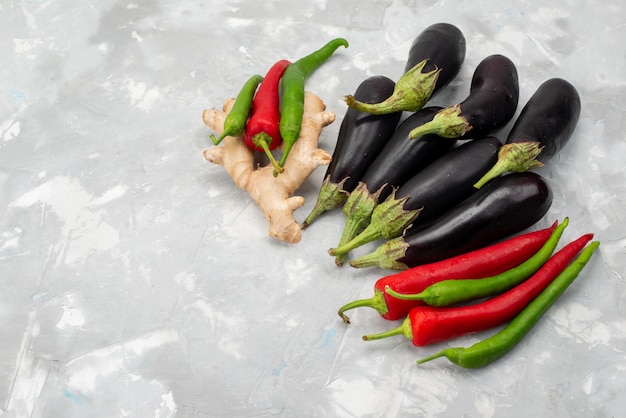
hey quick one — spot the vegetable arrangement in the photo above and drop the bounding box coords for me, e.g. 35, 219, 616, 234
204, 92, 335, 243
417, 241, 599, 368
312, 29, 582, 270
203, 22, 598, 368
322, 23, 595, 368
363, 227, 592, 346
339, 220, 598, 368
338, 221, 560, 323
202, 39, 348, 242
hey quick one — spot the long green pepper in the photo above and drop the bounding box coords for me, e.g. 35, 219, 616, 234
386, 218, 570, 307
276, 38, 349, 174
211, 74, 263, 145
417, 240, 600, 369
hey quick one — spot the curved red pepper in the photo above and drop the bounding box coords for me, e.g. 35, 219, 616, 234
338, 221, 559, 323
243, 59, 291, 172
363, 233, 594, 346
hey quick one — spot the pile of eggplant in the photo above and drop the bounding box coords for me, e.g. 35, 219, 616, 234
303, 23, 582, 269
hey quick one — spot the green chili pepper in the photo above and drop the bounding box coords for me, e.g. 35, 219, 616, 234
416, 240, 600, 369
276, 38, 349, 174
386, 218, 570, 307
211, 74, 264, 145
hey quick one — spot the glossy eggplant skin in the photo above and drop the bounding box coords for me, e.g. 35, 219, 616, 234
405, 23, 466, 95
398, 171, 552, 268
507, 78, 581, 162
303, 76, 402, 228
459, 54, 519, 137
331, 136, 502, 256
395, 136, 502, 222
327, 76, 402, 191
360, 108, 458, 201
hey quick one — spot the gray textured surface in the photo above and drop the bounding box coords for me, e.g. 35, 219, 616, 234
1, 0, 625, 416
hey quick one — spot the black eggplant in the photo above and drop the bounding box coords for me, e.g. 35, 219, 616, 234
302, 76, 401, 228
408, 54, 519, 139
332, 107, 457, 265
330, 136, 502, 256
404, 22, 467, 90
474, 78, 581, 188
350, 172, 553, 270
344, 23, 466, 115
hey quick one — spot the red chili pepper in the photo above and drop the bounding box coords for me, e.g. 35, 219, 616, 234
243, 59, 291, 173
362, 233, 594, 346
338, 221, 559, 323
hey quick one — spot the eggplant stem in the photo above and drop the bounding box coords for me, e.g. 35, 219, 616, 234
330, 224, 381, 256
408, 104, 471, 139
331, 195, 421, 256
332, 182, 384, 265
302, 176, 349, 228
349, 238, 410, 270
473, 141, 545, 189
344, 60, 441, 114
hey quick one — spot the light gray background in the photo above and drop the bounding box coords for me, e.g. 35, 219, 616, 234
1, 0, 625, 417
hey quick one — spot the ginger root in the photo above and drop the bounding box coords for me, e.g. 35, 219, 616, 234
202, 91, 335, 243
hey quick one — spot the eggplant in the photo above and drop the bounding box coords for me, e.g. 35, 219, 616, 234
474, 78, 581, 188
408, 54, 519, 140
332, 107, 458, 265
344, 23, 466, 115
302, 76, 401, 228
350, 172, 553, 270
404, 22, 467, 90
330, 136, 502, 256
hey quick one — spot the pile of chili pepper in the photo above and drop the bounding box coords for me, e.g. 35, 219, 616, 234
338, 218, 600, 368
209, 38, 348, 175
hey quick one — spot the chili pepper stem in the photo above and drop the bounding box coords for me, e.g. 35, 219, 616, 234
386, 286, 429, 301
344, 60, 441, 114
210, 132, 227, 145
473, 142, 544, 189
408, 104, 471, 139
302, 176, 350, 228
417, 241, 600, 368
275, 141, 295, 175
362, 317, 413, 341
416, 348, 462, 365
331, 191, 423, 256
252, 132, 284, 174
349, 237, 410, 270
337, 289, 388, 324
